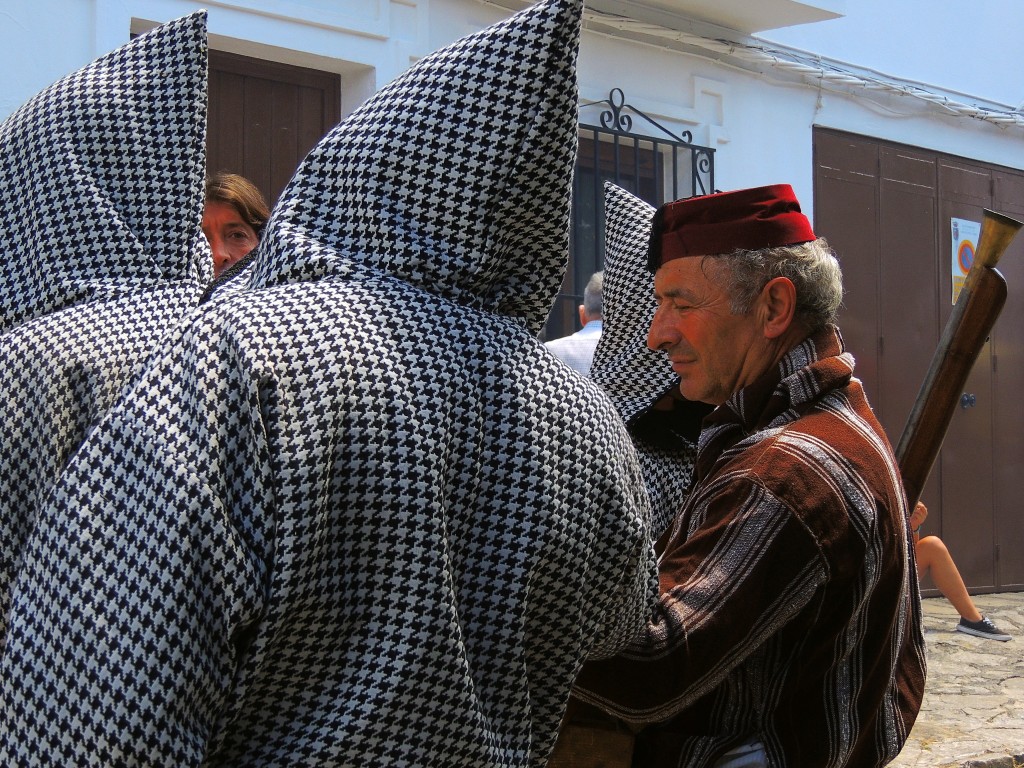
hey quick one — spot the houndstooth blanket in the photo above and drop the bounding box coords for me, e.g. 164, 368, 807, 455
0, 2, 657, 766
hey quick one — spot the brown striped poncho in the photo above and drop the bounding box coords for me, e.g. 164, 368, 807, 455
573, 326, 927, 767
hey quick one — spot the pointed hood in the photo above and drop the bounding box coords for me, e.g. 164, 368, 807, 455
0, 8, 660, 759
591, 182, 680, 423
0, 12, 211, 646
251, 0, 581, 334
591, 182, 711, 535
0, 12, 211, 331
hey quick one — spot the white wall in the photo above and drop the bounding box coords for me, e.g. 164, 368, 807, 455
0, 0, 96, 119
0, 0, 434, 122
574, 29, 823, 205
3, 0, 1021, 223
579, 26, 1012, 216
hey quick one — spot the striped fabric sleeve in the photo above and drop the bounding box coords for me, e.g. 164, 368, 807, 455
572, 474, 825, 723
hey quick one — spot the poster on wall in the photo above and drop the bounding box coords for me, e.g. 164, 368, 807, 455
951, 217, 981, 304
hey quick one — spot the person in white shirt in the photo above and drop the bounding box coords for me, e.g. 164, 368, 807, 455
545, 270, 603, 375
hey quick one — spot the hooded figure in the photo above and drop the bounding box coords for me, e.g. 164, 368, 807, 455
0, 13, 211, 642
0, 1, 656, 766
591, 182, 712, 536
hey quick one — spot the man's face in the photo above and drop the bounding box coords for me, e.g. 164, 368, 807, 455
647, 257, 767, 406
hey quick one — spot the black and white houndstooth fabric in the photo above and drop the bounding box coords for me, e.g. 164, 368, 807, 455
0, 2, 656, 767
0, 14, 210, 642
590, 182, 707, 536
0, 13, 211, 330
591, 183, 673, 424
247, 5, 578, 335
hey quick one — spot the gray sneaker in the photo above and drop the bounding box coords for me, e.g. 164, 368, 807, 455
955, 616, 1011, 642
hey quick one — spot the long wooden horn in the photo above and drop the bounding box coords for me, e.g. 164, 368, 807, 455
895, 208, 1023, 510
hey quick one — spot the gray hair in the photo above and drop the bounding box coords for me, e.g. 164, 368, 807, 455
583, 270, 604, 318
704, 238, 843, 332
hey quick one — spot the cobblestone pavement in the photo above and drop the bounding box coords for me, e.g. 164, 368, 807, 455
890, 592, 1024, 768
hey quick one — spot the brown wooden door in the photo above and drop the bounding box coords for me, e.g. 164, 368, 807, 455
815, 134, 944, 518
208, 50, 341, 206
878, 144, 940, 453
813, 131, 881, 405
814, 127, 1024, 594
936, 160, 997, 590
992, 171, 1024, 589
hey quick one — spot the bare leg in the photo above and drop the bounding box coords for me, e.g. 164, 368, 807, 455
916, 536, 983, 622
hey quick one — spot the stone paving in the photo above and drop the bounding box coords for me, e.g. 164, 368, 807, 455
890, 592, 1024, 768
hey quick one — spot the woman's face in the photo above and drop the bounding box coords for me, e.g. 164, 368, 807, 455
202, 200, 259, 277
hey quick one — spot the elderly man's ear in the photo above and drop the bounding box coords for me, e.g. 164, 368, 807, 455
579, 304, 598, 326
757, 276, 798, 339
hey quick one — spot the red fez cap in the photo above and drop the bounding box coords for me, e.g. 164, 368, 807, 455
648, 184, 816, 270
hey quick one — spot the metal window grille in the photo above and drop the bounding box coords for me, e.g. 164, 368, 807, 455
542, 89, 715, 340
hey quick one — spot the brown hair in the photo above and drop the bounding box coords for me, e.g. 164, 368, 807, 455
205, 172, 270, 236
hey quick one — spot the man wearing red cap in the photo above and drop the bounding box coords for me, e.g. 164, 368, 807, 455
570, 185, 927, 767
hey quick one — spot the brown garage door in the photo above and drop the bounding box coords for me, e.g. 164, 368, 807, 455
814, 127, 1024, 594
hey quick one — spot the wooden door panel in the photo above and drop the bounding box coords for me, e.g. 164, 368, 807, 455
991, 173, 1024, 588
935, 185, 996, 590
938, 351, 996, 588
814, 127, 1024, 594
207, 50, 340, 206
878, 146, 938, 445
813, 132, 881, 406
208, 69, 246, 176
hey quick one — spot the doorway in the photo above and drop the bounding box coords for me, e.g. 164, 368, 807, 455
207, 50, 341, 206
814, 127, 1024, 593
